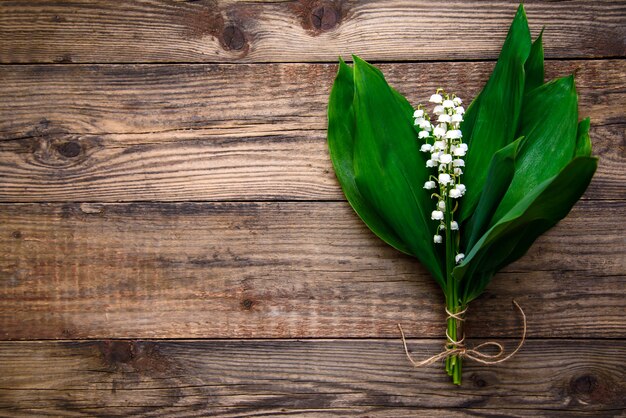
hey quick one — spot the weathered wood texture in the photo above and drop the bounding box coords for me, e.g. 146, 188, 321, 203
1, 200, 624, 340
1, 60, 624, 202
0, 339, 624, 415
0, 0, 624, 63
1, 0, 625, 415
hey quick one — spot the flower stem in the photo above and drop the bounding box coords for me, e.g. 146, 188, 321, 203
444, 194, 463, 385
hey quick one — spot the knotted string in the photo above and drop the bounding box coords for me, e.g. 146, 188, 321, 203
397, 300, 526, 367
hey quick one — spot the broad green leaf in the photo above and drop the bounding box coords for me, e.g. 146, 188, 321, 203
463, 136, 526, 251
327, 56, 445, 287
491, 75, 579, 223
459, 92, 481, 146
328, 58, 411, 255
456, 157, 597, 302
574, 117, 592, 157
460, 4, 532, 222
524, 29, 545, 94
351, 56, 444, 286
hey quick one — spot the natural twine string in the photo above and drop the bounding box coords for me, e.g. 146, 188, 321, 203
397, 300, 526, 367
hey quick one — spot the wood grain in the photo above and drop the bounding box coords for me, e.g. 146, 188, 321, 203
0, 339, 624, 415
0, 0, 624, 64
1, 60, 624, 202
1, 200, 624, 340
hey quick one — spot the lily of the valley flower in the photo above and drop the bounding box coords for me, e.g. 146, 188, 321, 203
431, 210, 444, 220
429, 93, 443, 104
413, 89, 468, 249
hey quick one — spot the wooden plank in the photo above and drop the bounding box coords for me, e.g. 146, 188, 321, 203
0, 60, 624, 202
0, 1, 624, 64
1, 200, 624, 340
0, 339, 624, 415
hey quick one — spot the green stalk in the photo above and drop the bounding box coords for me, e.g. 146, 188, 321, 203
444, 193, 463, 384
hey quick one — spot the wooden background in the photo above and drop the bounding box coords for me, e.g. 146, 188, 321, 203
1, 0, 625, 416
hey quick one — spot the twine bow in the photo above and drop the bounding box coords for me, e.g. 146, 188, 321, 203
398, 300, 526, 367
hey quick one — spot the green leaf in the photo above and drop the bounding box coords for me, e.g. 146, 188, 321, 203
524, 29, 545, 94
460, 4, 532, 222
463, 136, 526, 251
328, 58, 411, 255
456, 157, 598, 302
574, 117, 592, 157
327, 56, 445, 287
351, 56, 444, 286
491, 75, 579, 223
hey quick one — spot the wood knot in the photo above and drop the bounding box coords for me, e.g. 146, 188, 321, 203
222, 25, 246, 51
100, 341, 135, 365
293, 1, 341, 34
471, 374, 488, 388
11, 231, 22, 239
56, 141, 82, 158
310, 5, 338, 30
241, 298, 255, 310
571, 374, 599, 395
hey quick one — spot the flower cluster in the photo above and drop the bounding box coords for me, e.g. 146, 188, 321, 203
414, 89, 467, 263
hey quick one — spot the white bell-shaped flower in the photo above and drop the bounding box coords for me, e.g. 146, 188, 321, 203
438, 114, 452, 123
445, 129, 463, 139
455, 106, 465, 115
438, 173, 451, 185
418, 130, 430, 139
439, 153, 453, 164
450, 221, 459, 230
433, 105, 445, 115
433, 126, 446, 138
453, 97, 463, 106
413, 109, 424, 118
455, 253, 465, 263
429, 93, 443, 104
451, 113, 463, 123
433, 141, 445, 151
456, 184, 466, 194
442, 99, 454, 109
419, 120, 432, 131
449, 188, 462, 198
453, 147, 467, 157
433, 234, 443, 244
426, 159, 437, 168
438, 200, 446, 209
454, 167, 463, 175
423, 180, 436, 189
420, 143, 432, 152
453, 158, 465, 167
431, 210, 444, 220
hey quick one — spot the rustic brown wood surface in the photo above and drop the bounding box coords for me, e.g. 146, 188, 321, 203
0, 0, 624, 63
0, 340, 624, 415
0, 60, 624, 202
1, 200, 625, 340
1, 0, 625, 416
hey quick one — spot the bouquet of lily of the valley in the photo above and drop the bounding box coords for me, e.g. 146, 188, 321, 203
327, 5, 597, 384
